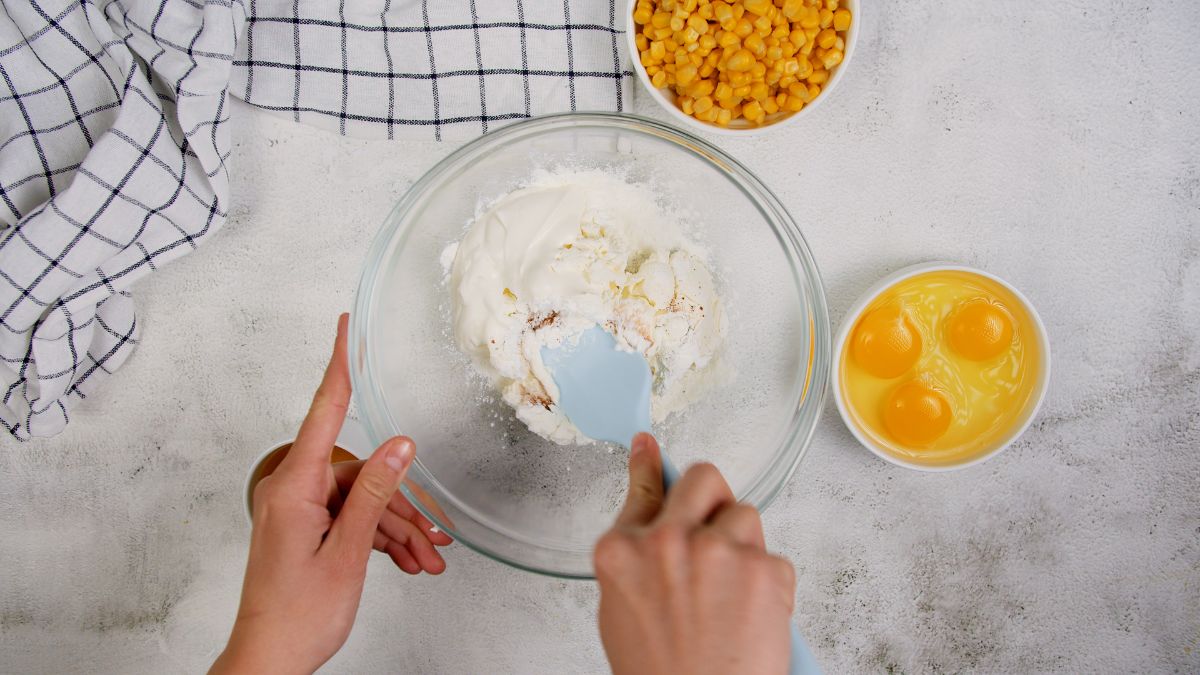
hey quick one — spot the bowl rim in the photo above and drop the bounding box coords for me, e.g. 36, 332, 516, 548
830, 261, 1053, 473
351, 111, 831, 578
623, 0, 860, 136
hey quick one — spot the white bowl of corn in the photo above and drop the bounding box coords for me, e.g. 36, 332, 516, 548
627, 0, 857, 134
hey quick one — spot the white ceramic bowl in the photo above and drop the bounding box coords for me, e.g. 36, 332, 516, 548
624, 0, 860, 136
831, 262, 1052, 472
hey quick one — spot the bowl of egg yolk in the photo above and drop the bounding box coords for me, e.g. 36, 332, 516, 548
833, 263, 1051, 471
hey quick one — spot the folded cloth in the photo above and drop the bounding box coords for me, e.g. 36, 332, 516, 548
0, 0, 630, 440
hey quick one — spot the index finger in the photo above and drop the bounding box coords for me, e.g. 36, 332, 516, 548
275, 313, 351, 480
613, 433, 666, 529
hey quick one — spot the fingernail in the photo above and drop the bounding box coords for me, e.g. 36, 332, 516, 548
384, 438, 415, 471
630, 433, 650, 456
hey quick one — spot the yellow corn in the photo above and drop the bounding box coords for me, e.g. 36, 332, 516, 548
726, 48, 756, 71
833, 8, 851, 31
744, 33, 766, 58
743, 0, 771, 16
742, 99, 764, 122
676, 63, 699, 85
635, 0, 849, 126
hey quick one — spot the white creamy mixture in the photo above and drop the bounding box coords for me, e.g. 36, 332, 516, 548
445, 171, 729, 444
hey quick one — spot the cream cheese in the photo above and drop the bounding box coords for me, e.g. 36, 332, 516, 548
445, 171, 729, 444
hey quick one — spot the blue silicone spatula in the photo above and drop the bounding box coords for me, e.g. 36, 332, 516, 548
541, 325, 821, 675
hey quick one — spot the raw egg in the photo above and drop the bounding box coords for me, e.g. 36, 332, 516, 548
946, 299, 1014, 361
882, 379, 953, 446
851, 305, 922, 378
837, 269, 1043, 467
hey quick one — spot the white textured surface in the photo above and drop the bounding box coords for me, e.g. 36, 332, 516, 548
3, 0, 1199, 672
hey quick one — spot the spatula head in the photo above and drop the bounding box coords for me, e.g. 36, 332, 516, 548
540, 326, 652, 447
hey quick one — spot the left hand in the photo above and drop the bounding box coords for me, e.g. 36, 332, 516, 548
211, 314, 452, 674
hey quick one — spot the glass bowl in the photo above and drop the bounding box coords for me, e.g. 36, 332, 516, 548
351, 113, 829, 578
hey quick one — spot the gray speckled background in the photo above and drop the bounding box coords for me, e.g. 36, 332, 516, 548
3, 0, 1199, 672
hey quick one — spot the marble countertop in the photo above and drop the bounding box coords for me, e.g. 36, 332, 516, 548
3, 0, 1198, 672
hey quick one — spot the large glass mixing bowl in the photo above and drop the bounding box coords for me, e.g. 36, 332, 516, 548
351, 113, 830, 578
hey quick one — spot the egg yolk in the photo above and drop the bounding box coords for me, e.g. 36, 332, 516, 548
883, 380, 953, 446
851, 306, 922, 379
946, 298, 1015, 361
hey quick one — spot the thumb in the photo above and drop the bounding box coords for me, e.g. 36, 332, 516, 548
613, 433, 665, 528
326, 437, 416, 562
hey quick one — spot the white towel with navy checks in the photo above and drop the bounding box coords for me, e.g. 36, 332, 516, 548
0, 0, 630, 439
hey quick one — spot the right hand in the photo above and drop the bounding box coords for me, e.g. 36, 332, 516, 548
594, 433, 797, 675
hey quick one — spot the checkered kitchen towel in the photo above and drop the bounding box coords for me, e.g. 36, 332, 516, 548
0, 0, 631, 440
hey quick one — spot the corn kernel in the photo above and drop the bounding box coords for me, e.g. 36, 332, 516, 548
651, 12, 671, 28
833, 8, 851, 31
733, 84, 751, 97
712, 1, 733, 23
726, 48, 755, 71
763, 96, 780, 114
822, 49, 842, 69
750, 81, 770, 100
789, 29, 806, 48
697, 106, 719, 122
742, 100, 765, 122
744, 0, 772, 15
835, 36, 844, 51
733, 18, 753, 37
743, 33, 767, 58
676, 63, 698, 85
784, 93, 805, 111
686, 15, 709, 34
714, 81, 733, 99
670, 16, 685, 31
781, 0, 803, 19
797, 55, 813, 78
679, 95, 695, 114
817, 28, 836, 49
693, 95, 714, 113
698, 4, 713, 19
636, 34, 650, 51
690, 78, 715, 97
716, 108, 732, 126
807, 67, 828, 84
652, 70, 668, 88
799, 6, 820, 28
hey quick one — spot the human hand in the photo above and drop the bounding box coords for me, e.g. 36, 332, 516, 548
594, 433, 796, 675
212, 314, 451, 674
